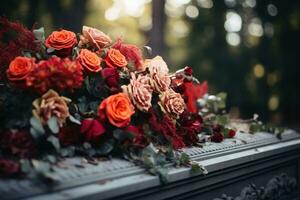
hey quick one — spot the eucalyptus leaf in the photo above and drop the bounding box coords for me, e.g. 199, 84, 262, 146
32, 160, 50, 173
95, 139, 115, 155
60, 147, 75, 157
113, 129, 134, 142
47, 117, 59, 134
46, 47, 55, 54
157, 167, 168, 184
30, 116, 45, 136
47, 135, 60, 151
179, 152, 190, 165
20, 159, 32, 173
33, 27, 45, 42
69, 115, 81, 125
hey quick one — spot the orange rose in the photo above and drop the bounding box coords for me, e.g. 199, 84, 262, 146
45, 29, 77, 57
6, 56, 35, 81
104, 48, 128, 68
78, 49, 102, 72
98, 93, 134, 128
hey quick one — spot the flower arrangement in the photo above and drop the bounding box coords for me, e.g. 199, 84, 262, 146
0, 18, 283, 182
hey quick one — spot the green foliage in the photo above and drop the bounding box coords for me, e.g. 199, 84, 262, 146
250, 122, 285, 139
47, 135, 61, 152
47, 117, 59, 134
33, 27, 45, 42
30, 116, 45, 139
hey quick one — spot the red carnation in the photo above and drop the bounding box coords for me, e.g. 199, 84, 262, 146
0, 159, 20, 178
80, 119, 106, 143
177, 111, 203, 146
112, 38, 143, 71
148, 108, 185, 149
26, 57, 83, 93
58, 124, 82, 146
0, 130, 37, 158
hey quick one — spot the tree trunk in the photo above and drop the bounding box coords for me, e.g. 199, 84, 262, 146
148, 0, 166, 57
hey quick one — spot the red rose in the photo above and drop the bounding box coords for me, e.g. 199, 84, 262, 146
211, 132, 224, 143
104, 48, 127, 68
228, 130, 236, 138
101, 67, 120, 91
1, 130, 37, 158
184, 66, 193, 76
112, 38, 143, 71
125, 125, 148, 147
80, 119, 106, 142
0, 159, 20, 178
58, 124, 82, 146
224, 129, 236, 138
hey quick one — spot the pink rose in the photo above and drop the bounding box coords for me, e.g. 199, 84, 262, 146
79, 26, 112, 50
145, 56, 169, 75
145, 56, 171, 92
122, 73, 153, 112
158, 89, 185, 119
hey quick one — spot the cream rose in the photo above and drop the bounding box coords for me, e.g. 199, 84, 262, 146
158, 89, 185, 119
32, 89, 71, 127
122, 73, 153, 112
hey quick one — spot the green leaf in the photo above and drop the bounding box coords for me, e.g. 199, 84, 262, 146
45, 155, 57, 163
69, 115, 81, 125
249, 123, 263, 133
33, 27, 45, 42
30, 116, 45, 138
113, 129, 134, 142
216, 115, 229, 126
47, 135, 60, 151
156, 153, 167, 165
157, 167, 168, 184
84, 76, 91, 93
32, 160, 50, 173
190, 161, 208, 174
22, 51, 32, 57
191, 163, 201, 172
95, 139, 115, 155
217, 92, 227, 101
83, 142, 92, 149
47, 117, 59, 134
60, 147, 75, 157
223, 127, 230, 138
20, 159, 32, 173
46, 48, 55, 54
179, 152, 190, 165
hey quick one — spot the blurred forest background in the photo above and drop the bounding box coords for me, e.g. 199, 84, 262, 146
1, 0, 300, 128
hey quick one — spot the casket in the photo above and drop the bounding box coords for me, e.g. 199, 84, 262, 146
1, 130, 300, 200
